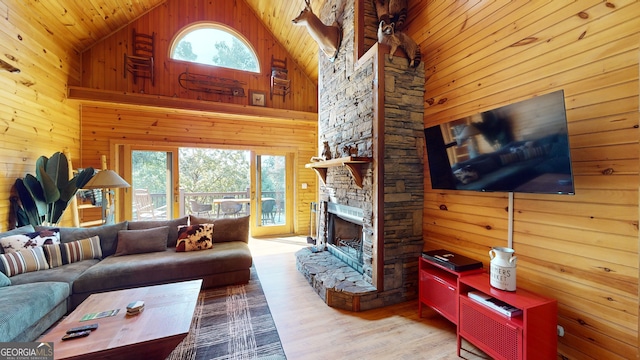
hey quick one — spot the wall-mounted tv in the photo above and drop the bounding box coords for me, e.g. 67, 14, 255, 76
424, 90, 574, 195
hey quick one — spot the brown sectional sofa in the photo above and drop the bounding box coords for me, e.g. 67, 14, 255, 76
0, 215, 252, 342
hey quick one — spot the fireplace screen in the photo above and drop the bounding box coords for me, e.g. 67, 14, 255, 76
327, 206, 364, 273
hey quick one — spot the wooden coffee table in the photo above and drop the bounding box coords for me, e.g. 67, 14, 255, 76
40, 279, 202, 360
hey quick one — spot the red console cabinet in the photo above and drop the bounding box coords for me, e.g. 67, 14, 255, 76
418, 256, 483, 325
458, 273, 557, 360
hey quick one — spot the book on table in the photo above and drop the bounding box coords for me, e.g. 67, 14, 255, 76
467, 291, 523, 317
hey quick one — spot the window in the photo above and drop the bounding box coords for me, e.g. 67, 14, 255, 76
170, 23, 260, 73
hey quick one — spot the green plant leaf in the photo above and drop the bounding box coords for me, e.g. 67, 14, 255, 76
38, 166, 61, 204
76, 167, 96, 188
23, 174, 47, 215
46, 152, 70, 190
50, 199, 68, 224
15, 179, 43, 226
35, 155, 48, 181
60, 178, 78, 202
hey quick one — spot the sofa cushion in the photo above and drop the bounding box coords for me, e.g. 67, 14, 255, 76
127, 216, 188, 247
44, 236, 102, 268
0, 225, 36, 254
36, 221, 128, 258
73, 242, 252, 295
0, 229, 60, 254
189, 215, 250, 243
9, 259, 99, 288
0, 247, 49, 277
0, 272, 10, 287
0, 281, 69, 342
114, 227, 168, 256
176, 224, 214, 252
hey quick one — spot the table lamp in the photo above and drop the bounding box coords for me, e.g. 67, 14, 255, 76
83, 170, 130, 224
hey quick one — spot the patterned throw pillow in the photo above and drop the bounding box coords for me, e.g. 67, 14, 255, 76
0, 229, 60, 254
176, 224, 214, 252
0, 247, 50, 277
43, 236, 103, 268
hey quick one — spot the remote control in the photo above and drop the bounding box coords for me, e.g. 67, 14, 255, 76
62, 330, 91, 340
67, 323, 98, 334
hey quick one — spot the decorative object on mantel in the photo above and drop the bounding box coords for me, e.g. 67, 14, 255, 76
321, 141, 332, 160
13, 152, 95, 227
305, 156, 372, 188
124, 29, 155, 85
249, 90, 266, 106
270, 56, 291, 101
179, 71, 246, 96
489, 247, 517, 291
342, 144, 358, 157
292, 0, 343, 61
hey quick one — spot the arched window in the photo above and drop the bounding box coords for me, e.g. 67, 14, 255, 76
170, 23, 260, 73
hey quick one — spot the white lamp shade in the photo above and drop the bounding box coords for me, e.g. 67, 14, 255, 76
84, 170, 130, 189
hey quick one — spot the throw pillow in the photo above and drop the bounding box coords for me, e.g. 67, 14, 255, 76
176, 224, 214, 252
114, 226, 169, 256
0, 225, 36, 254
0, 271, 11, 287
127, 216, 188, 248
43, 236, 102, 268
37, 221, 128, 258
189, 215, 250, 243
0, 247, 49, 277
0, 229, 60, 254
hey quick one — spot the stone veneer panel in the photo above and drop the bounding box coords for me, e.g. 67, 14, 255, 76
299, 0, 425, 310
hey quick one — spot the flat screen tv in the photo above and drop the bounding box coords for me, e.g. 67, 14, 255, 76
424, 90, 575, 195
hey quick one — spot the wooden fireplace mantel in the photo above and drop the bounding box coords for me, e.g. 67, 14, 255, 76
305, 156, 372, 188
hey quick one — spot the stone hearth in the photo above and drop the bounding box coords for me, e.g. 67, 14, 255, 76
296, 248, 378, 311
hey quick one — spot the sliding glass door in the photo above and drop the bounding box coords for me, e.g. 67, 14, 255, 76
120, 144, 293, 237
130, 149, 175, 221
252, 152, 293, 237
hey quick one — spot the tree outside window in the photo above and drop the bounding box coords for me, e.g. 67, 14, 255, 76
170, 24, 259, 73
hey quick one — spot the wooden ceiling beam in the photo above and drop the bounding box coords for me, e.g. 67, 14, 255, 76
68, 86, 318, 123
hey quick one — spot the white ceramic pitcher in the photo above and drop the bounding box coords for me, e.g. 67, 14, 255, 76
489, 247, 517, 291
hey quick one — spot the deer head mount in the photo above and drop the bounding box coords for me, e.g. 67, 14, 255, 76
292, 0, 342, 61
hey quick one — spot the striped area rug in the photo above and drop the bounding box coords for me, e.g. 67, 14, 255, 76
166, 267, 286, 360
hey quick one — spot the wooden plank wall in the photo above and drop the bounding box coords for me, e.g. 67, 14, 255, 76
409, 1, 639, 359
81, 0, 318, 113
0, 0, 83, 230
78, 0, 320, 234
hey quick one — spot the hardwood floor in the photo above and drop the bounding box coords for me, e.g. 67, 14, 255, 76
249, 236, 488, 360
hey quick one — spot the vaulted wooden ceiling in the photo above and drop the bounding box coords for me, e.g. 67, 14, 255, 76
18, 0, 328, 83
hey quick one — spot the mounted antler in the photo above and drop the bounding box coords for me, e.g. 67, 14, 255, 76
292, 0, 342, 61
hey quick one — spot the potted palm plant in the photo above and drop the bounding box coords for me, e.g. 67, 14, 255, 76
13, 152, 95, 227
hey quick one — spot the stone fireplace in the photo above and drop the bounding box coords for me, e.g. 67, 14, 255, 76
296, 0, 425, 311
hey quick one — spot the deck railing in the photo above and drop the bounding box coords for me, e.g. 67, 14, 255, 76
141, 189, 283, 220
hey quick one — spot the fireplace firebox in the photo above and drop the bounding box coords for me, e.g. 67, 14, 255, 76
326, 202, 365, 273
